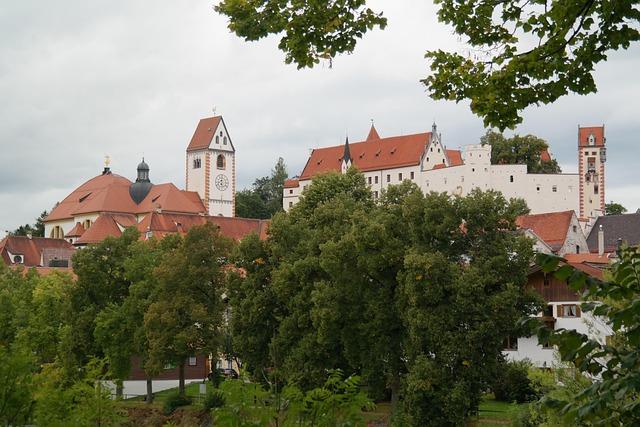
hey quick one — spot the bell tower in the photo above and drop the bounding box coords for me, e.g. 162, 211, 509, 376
578, 125, 606, 221
185, 116, 236, 217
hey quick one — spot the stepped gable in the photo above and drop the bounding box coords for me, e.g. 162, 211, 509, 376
516, 210, 574, 252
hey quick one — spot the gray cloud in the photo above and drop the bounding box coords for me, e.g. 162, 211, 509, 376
1, 0, 639, 231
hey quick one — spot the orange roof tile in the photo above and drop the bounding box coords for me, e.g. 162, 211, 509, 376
65, 222, 85, 238
516, 210, 574, 251
564, 253, 611, 265
0, 236, 75, 267
76, 214, 137, 245
540, 149, 552, 162
567, 262, 605, 280
284, 179, 299, 188
366, 125, 381, 141
578, 126, 605, 147
186, 116, 222, 152
300, 132, 431, 179
446, 149, 463, 166
135, 183, 205, 215
433, 163, 446, 170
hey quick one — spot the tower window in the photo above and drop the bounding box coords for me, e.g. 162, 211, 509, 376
374, 176, 379, 184
536, 186, 541, 192
552, 185, 557, 192
193, 158, 202, 169
509, 175, 514, 183
410, 171, 415, 180
368, 177, 372, 185
386, 174, 390, 183
594, 185, 599, 194
217, 154, 226, 170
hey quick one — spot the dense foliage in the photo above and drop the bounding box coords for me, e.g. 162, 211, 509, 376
605, 201, 627, 215
228, 168, 542, 425
481, 131, 562, 174
236, 157, 288, 219
215, 1, 640, 129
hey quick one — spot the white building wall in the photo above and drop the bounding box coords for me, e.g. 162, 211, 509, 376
558, 214, 589, 255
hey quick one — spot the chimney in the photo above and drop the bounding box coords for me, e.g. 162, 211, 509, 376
26, 232, 32, 240
598, 225, 604, 256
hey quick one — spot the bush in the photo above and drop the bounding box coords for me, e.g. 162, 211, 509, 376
162, 392, 191, 415
492, 360, 538, 403
202, 390, 225, 410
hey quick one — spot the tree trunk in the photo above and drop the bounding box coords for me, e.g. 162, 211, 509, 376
115, 379, 123, 400
178, 362, 186, 397
390, 375, 400, 414
145, 377, 153, 404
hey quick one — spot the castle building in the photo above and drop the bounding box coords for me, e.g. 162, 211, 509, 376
185, 116, 236, 217
284, 124, 605, 222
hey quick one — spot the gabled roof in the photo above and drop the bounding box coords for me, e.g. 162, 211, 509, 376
300, 132, 431, 179
0, 236, 75, 267
517, 210, 575, 252
137, 212, 269, 241
366, 124, 380, 141
284, 179, 299, 188
186, 116, 222, 152
76, 214, 137, 245
586, 213, 640, 253
65, 222, 86, 238
135, 183, 205, 215
578, 126, 605, 147
446, 149, 463, 166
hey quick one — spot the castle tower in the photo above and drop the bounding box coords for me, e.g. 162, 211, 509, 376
578, 125, 606, 220
185, 116, 236, 217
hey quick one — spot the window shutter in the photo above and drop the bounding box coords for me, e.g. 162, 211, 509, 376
576, 305, 581, 317
557, 305, 562, 317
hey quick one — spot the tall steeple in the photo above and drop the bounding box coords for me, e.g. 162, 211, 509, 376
341, 136, 352, 173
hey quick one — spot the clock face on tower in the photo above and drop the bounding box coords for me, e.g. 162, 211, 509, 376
215, 174, 229, 191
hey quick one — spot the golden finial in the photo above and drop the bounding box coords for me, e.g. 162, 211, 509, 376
104, 155, 111, 168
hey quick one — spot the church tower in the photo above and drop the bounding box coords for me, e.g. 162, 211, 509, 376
578, 125, 606, 221
185, 116, 236, 217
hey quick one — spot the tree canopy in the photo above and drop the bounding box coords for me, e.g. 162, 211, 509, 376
216, 1, 640, 129
236, 157, 288, 219
481, 130, 562, 173
605, 201, 628, 215
8, 211, 48, 237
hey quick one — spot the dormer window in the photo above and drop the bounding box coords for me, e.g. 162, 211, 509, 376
588, 133, 595, 146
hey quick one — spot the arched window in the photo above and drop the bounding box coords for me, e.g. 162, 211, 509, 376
84, 219, 91, 229
50, 225, 63, 239
217, 154, 225, 169
215, 136, 219, 144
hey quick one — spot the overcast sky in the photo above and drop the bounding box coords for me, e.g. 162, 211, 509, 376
1, 1, 638, 232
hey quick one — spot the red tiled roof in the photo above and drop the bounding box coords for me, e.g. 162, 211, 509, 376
0, 236, 75, 267
517, 210, 574, 252
433, 163, 446, 170
65, 222, 86, 238
76, 214, 137, 245
540, 149, 551, 162
366, 125, 380, 141
46, 173, 134, 221
446, 149, 463, 166
46, 173, 206, 222
137, 212, 269, 241
578, 126, 605, 147
284, 179, 299, 188
186, 116, 222, 152
564, 253, 611, 265
300, 132, 431, 179
567, 262, 605, 280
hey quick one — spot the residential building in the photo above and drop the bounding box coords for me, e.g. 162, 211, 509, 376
516, 210, 588, 256
0, 235, 75, 270
586, 212, 640, 254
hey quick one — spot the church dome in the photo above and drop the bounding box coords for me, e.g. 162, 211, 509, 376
129, 158, 153, 204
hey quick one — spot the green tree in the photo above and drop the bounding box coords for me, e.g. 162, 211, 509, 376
64, 228, 140, 383
482, 130, 562, 174
9, 210, 48, 237
145, 223, 234, 397
605, 201, 628, 215
216, 1, 639, 130
532, 249, 640, 425
236, 157, 289, 219
0, 344, 35, 427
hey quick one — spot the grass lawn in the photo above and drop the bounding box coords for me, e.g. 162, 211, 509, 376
476, 395, 526, 426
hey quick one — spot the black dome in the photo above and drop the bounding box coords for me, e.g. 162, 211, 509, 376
130, 158, 152, 204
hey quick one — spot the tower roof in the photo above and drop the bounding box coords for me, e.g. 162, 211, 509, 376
366, 124, 380, 141
342, 136, 351, 164
186, 116, 222, 151
578, 126, 605, 147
